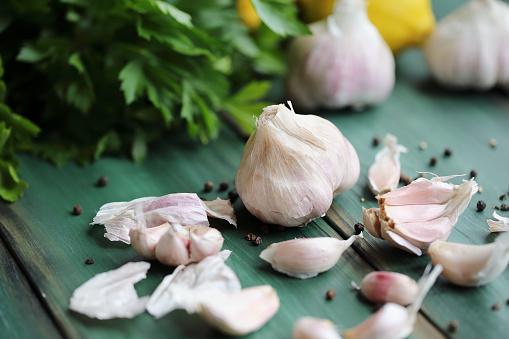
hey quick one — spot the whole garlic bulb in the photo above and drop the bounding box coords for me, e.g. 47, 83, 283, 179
424, 0, 509, 91
236, 103, 360, 227
286, 0, 395, 110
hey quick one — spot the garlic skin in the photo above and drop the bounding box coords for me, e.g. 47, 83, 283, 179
260, 235, 360, 279
198, 285, 280, 336
428, 232, 509, 286
293, 317, 342, 339
368, 134, 408, 195
424, 0, 509, 91
286, 0, 395, 110
363, 175, 478, 255
360, 271, 418, 306
488, 211, 509, 232
236, 103, 359, 227
92, 193, 236, 244
343, 265, 442, 339
69, 262, 150, 320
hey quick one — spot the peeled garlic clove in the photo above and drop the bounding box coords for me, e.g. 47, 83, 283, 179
91, 193, 236, 244
343, 264, 442, 339
360, 271, 418, 306
488, 211, 509, 232
260, 235, 360, 279
286, 0, 395, 110
368, 134, 407, 195
428, 232, 509, 286
147, 250, 240, 318
236, 103, 359, 227
293, 317, 342, 339
198, 285, 280, 336
424, 0, 509, 91
363, 175, 478, 255
69, 261, 150, 319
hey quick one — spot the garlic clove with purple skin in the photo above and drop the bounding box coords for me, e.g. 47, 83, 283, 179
286, 0, 395, 111
363, 174, 478, 255
236, 103, 359, 227
292, 317, 342, 339
359, 271, 418, 306
488, 211, 509, 232
367, 134, 407, 195
259, 235, 361, 279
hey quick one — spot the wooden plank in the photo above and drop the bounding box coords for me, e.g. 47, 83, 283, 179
0, 127, 442, 338
323, 29, 509, 339
0, 235, 62, 338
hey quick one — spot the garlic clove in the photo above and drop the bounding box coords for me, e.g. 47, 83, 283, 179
236, 103, 359, 227
368, 134, 407, 195
189, 225, 224, 262
488, 211, 509, 232
260, 235, 360, 279
69, 261, 150, 320
155, 223, 192, 266
360, 271, 418, 306
292, 317, 342, 339
146, 250, 240, 318
428, 232, 509, 286
362, 175, 478, 255
198, 285, 280, 336
343, 264, 442, 339
130, 222, 171, 259
91, 193, 236, 244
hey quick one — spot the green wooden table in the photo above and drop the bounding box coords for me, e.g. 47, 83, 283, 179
1, 1, 509, 338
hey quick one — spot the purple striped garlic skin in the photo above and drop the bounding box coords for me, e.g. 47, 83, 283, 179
363, 175, 478, 255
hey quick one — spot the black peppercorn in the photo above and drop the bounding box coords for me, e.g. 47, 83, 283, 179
72, 204, 83, 215
470, 170, 478, 178
85, 258, 94, 265
477, 200, 487, 212
500, 194, 507, 201
372, 137, 380, 147
97, 176, 108, 187
501, 204, 509, 211
444, 148, 452, 157
354, 223, 364, 235
219, 181, 229, 191
447, 320, 459, 332
203, 181, 214, 192
492, 301, 501, 310
228, 189, 238, 203
254, 237, 263, 246
326, 289, 336, 300
429, 157, 438, 166
246, 233, 256, 241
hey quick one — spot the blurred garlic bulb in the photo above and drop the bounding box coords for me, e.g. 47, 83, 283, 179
343, 265, 442, 339
359, 271, 418, 306
488, 211, 509, 232
286, 0, 395, 110
236, 103, 359, 227
260, 235, 361, 279
428, 232, 509, 286
424, 0, 509, 91
198, 285, 280, 336
368, 134, 407, 195
293, 317, 341, 339
363, 174, 478, 255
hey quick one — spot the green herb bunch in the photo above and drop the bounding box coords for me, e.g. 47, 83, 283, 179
0, 0, 309, 201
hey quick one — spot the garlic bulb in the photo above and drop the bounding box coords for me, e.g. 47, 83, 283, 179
488, 211, 509, 232
198, 285, 280, 336
359, 271, 418, 306
91, 193, 236, 244
260, 235, 361, 279
367, 134, 407, 195
424, 0, 509, 91
363, 175, 478, 255
69, 262, 150, 319
428, 232, 509, 286
286, 0, 395, 110
293, 317, 341, 339
236, 103, 359, 227
343, 265, 442, 339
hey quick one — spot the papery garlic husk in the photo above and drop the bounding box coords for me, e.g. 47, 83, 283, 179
424, 0, 509, 91
368, 134, 408, 195
198, 285, 280, 336
260, 235, 361, 279
286, 0, 395, 110
236, 103, 359, 227
91, 193, 236, 244
428, 232, 509, 286
343, 264, 442, 339
360, 271, 418, 306
69, 261, 150, 319
146, 250, 240, 318
155, 223, 224, 266
292, 317, 342, 339
363, 174, 478, 255
488, 211, 509, 232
